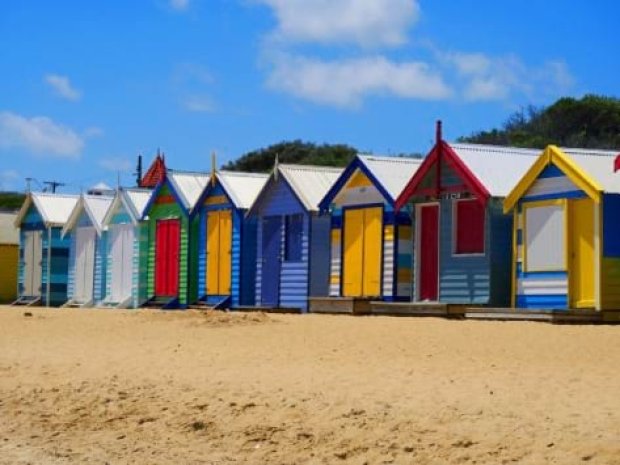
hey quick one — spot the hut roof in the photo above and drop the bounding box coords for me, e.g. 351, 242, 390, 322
15, 193, 79, 228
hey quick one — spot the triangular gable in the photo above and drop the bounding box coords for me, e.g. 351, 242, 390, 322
246, 170, 308, 218
318, 156, 394, 212
194, 176, 235, 211
504, 145, 603, 213
62, 196, 113, 237
15, 193, 78, 228
140, 154, 166, 188
394, 141, 491, 211
103, 190, 140, 227
142, 176, 191, 218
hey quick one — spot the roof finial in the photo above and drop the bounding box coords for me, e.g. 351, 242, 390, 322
436, 120, 443, 144
274, 153, 279, 182
211, 151, 217, 187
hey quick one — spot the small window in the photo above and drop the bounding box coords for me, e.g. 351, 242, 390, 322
524, 203, 565, 271
285, 214, 304, 262
454, 199, 485, 255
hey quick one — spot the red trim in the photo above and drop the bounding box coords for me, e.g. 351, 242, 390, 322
615, 155, 620, 173
141, 154, 167, 188
395, 140, 491, 210
155, 194, 175, 205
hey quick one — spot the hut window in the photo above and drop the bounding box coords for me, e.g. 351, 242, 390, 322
524, 202, 565, 272
285, 214, 303, 262
454, 199, 485, 255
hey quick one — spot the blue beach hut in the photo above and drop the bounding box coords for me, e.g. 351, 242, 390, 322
247, 164, 343, 312
193, 170, 268, 309
395, 129, 539, 308
62, 194, 114, 307
100, 188, 152, 308
13, 193, 79, 307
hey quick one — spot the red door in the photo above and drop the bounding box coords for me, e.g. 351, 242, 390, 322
419, 205, 439, 301
155, 219, 180, 296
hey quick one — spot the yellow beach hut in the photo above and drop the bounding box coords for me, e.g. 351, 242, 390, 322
504, 145, 620, 311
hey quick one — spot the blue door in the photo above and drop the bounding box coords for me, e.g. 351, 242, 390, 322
261, 216, 281, 307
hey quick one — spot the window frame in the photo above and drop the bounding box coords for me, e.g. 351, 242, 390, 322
522, 199, 568, 273
451, 198, 486, 257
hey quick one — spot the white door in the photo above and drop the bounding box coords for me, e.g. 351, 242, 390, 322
110, 224, 134, 302
74, 227, 96, 302
23, 231, 42, 297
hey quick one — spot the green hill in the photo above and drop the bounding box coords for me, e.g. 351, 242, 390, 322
459, 95, 620, 149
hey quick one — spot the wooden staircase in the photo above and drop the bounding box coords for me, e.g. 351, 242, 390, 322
189, 295, 230, 311
141, 296, 179, 309
61, 299, 93, 309
10, 296, 41, 307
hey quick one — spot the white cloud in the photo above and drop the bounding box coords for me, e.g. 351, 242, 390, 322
0, 170, 20, 191
83, 126, 105, 138
440, 52, 574, 102
44, 74, 82, 101
256, 0, 419, 47
267, 54, 452, 108
99, 157, 133, 172
0, 111, 84, 158
182, 95, 216, 112
169, 0, 190, 11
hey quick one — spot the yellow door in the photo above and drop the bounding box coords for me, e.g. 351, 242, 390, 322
570, 199, 595, 308
218, 210, 232, 295
343, 209, 364, 297
362, 207, 382, 296
206, 210, 233, 295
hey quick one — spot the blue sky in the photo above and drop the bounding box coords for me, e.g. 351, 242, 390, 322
0, 0, 618, 193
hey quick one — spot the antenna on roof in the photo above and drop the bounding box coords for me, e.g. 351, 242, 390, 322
25, 177, 33, 193
274, 153, 279, 182
43, 180, 65, 193
436, 120, 443, 144
211, 151, 217, 187
135, 154, 143, 187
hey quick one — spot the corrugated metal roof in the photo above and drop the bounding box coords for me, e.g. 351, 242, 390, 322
560, 147, 620, 194
83, 195, 114, 230
449, 143, 541, 197
31, 193, 79, 226
124, 188, 152, 218
168, 170, 211, 210
279, 164, 344, 211
216, 171, 269, 210
0, 212, 19, 244
358, 155, 423, 200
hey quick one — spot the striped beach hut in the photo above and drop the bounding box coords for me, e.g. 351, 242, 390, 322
314, 155, 422, 309
193, 171, 268, 309
100, 188, 152, 308
0, 211, 19, 303
142, 170, 210, 308
394, 128, 539, 307
62, 194, 114, 307
14, 193, 79, 306
504, 145, 620, 311
247, 164, 342, 311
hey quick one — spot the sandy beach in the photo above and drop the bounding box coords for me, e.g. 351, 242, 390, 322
0, 307, 619, 464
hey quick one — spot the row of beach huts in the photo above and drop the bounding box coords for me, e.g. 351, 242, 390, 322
10, 123, 620, 321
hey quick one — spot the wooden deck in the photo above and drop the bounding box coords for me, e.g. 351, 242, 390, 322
370, 301, 457, 317
308, 297, 372, 315
234, 306, 303, 314
465, 307, 620, 324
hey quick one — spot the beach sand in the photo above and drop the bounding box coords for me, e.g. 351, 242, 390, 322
0, 307, 618, 464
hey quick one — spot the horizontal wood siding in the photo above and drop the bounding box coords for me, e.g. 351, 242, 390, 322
601, 194, 620, 309
230, 209, 242, 307
46, 227, 71, 306
240, 215, 257, 306
253, 177, 309, 310
438, 199, 491, 304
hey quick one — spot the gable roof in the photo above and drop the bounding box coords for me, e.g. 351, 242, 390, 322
215, 171, 269, 209
248, 164, 343, 215
102, 188, 152, 226
167, 170, 211, 211
395, 142, 543, 210
140, 154, 166, 188
63, 194, 114, 236
504, 145, 620, 212
319, 155, 422, 210
15, 193, 79, 228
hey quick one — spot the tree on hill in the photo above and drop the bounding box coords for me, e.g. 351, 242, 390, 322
0, 192, 25, 210
221, 140, 358, 172
459, 94, 620, 150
